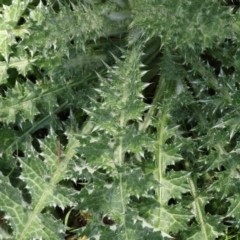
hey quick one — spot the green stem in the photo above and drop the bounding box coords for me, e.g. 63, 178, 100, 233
155, 104, 168, 227
188, 174, 208, 240
139, 77, 166, 131
116, 111, 129, 239
18, 136, 79, 240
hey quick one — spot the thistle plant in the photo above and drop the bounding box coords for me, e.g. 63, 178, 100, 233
0, 0, 240, 239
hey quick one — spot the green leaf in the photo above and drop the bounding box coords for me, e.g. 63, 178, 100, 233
139, 204, 192, 235
227, 192, 240, 222
0, 133, 79, 239
0, 81, 40, 123
0, 60, 8, 83
0, 0, 31, 61
160, 170, 190, 200
214, 113, 240, 139
180, 217, 225, 240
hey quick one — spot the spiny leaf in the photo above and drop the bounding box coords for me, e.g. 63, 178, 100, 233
180, 217, 225, 240
140, 204, 192, 235
160, 170, 190, 200
0, 0, 31, 61
0, 133, 79, 239
0, 81, 40, 123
